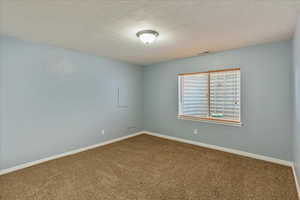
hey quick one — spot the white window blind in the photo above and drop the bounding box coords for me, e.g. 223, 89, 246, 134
179, 73, 209, 117
178, 68, 241, 125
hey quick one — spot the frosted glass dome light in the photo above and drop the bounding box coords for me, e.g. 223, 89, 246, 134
136, 30, 159, 44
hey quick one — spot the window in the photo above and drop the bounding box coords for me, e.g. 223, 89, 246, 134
178, 68, 241, 126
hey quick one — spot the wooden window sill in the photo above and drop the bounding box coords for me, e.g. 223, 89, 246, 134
178, 115, 242, 127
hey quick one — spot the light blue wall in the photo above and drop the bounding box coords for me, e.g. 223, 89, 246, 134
0, 36, 294, 170
0, 36, 143, 169
144, 41, 293, 161
293, 18, 300, 184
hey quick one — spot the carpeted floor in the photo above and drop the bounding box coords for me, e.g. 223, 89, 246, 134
0, 134, 298, 200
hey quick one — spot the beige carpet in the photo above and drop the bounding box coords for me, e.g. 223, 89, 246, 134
0, 134, 298, 200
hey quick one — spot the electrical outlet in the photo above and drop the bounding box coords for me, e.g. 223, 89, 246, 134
193, 129, 198, 135
101, 129, 105, 135
128, 126, 137, 131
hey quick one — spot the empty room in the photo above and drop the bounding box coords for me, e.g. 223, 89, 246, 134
1, 0, 300, 199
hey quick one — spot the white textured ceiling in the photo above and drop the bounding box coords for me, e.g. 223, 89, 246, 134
1, 0, 300, 65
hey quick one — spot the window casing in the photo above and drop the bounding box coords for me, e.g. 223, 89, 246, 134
178, 68, 241, 126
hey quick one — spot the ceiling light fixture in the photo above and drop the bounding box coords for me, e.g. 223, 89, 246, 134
136, 30, 159, 44
197, 50, 210, 56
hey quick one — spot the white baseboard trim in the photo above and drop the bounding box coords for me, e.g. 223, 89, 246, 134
0, 131, 293, 176
0, 131, 144, 176
143, 131, 293, 167
292, 164, 300, 199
